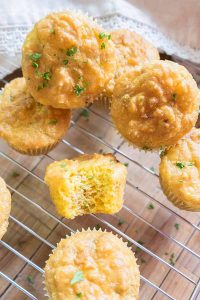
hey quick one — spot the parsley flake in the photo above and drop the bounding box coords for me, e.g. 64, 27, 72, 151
150, 166, 155, 172
50, 27, 55, 34
43, 72, 52, 81
118, 219, 125, 226
66, 47, 77, 56
176, 162, 185, 169
174, 223, 180, 230
81, 109, 89, 119
63, 59, 69, 65
99, 32, 111, 40
172, 93, 177, 101
12, 171, 20, 178
169, 253, 176, 266
147, 203, 154, 210
48, 119, 58, 125
100, 42, 106, 49
32, 62, 38, 69
76, 293, 82, 298
70, 271, 84, 285
26, 275, 34, 285
124, 163, 129, 167
60, 162, 67, 168
29, 53, 42, 62
74, 85, 85, 96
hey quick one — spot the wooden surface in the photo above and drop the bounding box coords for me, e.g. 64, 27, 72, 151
0, 67, 199, 300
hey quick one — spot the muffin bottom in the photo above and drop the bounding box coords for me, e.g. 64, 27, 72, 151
9, 140, 60, 156
160, 176, 200, 212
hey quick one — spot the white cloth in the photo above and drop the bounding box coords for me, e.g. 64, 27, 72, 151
0, 0, 200, 63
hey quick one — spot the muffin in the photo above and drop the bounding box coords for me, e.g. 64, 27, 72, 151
22, 11, 117, 109
0, 78, 71, 155
111, 29, 159, 75
0, 177, 11, 240
159, 128, 200, 211
111, 60, 200, 150
44, 153, 127, 219
44, 229, 140, 299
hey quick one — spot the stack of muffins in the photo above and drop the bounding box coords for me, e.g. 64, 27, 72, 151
0, 10, 200, 300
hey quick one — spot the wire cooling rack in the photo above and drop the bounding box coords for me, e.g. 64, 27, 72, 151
0, 56, 200, 299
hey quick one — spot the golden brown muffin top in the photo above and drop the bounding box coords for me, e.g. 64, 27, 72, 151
0, 78, 71, 152
111, 60, 200, 149
159, 128, 200, 211
0, 177, 11, 240
45, 229, 140, 300
111, 29, 159, 72
22, 11, 117, 109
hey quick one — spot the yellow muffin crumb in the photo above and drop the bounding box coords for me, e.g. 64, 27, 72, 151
159, 128, 200, 211
111, 29, 159, 74
111, 60, 200, 150
44, 153, 127, 219
22, 11, 116, 109
44, 229, 140, 299
0, 177, 11, 240
0, 78, 71, 155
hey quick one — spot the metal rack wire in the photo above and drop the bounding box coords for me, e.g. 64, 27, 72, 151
0, 57, 199, 300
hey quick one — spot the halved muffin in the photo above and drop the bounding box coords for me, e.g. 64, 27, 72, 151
44, 153, 127, 219
44, 229, 140, 299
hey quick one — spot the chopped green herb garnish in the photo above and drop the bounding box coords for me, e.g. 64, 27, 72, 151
63, 59, 69, 65
50, 27, 55, 34
74, 85, 85, 96
176, 162, 185, 169
12, 171, 20, 178
95, 224, 101, 231
147, 203, 154, 210
80, 109, 89, 119
29, 53, 42, 62
26, 275, 34, 285
70, 271, 84, 285
60, 162, 67, 168
99, 32, 111, 40
66, 47, 77, 56
37, 82, 48, 90
150, 166, 155, 172
174, 223, 180, 230
43, 72, 52, 81
32, 62, 38, 68
124, 163, 129, 167
100, 42, 106, 49
118, 219, 125, 226
48, 119, 58, 125
76, 292, 82, 298
172, 93, 177, 101
169, 253, 176, 266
